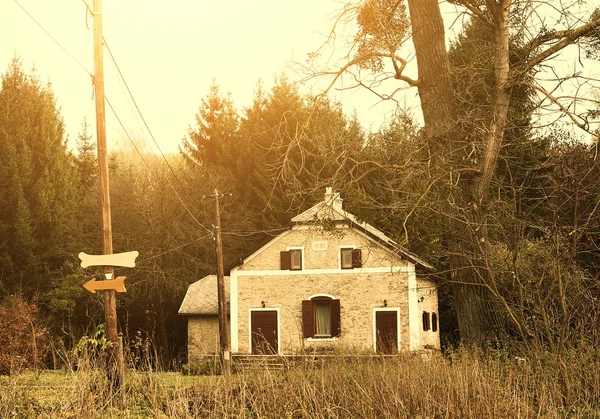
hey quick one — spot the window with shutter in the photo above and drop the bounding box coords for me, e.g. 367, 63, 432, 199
302, 297, 341, 338
351, 249, 362, 268
432, 312, 438, 332
340, 248, 353, 269
422, 311, 430, 331
340, 248, 362, 269
314, 301, 331, 336
290, 249, 302, 270
280, 251, 291, 270
302, 300, 314, 338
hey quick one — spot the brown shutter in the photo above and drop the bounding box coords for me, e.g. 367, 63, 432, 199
352, 249, 362, 268
422, 311, 430, 331
280, 251, 291, 270
302, 300, 314, 338
432, 313, 438, 332
331, 299, 341, 337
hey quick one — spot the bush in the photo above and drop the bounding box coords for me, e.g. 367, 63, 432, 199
0, 294, 48, 376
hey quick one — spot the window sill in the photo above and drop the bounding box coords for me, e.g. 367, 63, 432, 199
307, 337, 339, 342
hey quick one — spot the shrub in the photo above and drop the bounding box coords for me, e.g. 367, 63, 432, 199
0, 294, 48, 376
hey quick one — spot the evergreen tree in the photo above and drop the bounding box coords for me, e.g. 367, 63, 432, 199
75, 118, 97, 190
180, 80, 239, 169
0, 58, 79, 295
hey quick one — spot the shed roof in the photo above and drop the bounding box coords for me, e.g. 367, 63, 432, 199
178, 275, 230, 315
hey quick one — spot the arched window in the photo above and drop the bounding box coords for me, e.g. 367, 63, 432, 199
302, 296, 341, 338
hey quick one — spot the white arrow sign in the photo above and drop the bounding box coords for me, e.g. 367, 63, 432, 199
78, 251, 139, 268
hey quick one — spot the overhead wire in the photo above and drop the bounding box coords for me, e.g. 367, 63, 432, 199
14, 0, 92, 76
113, 233, 213, 275
100, 33, 214, 235
104, 96, 212, 235
17, 0, 297, 255
102, 38, 185, 187
14, 0, 213, 239
223, 227, 289, 237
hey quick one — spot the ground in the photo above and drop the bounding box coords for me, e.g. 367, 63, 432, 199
1, 349, 599, 418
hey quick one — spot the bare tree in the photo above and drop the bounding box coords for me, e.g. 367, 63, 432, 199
297, 0, 600, 345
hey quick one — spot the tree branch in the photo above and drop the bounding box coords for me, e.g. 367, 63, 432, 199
518, 18, 600, 79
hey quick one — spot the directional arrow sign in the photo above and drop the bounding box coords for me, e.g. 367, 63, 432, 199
78, 251, 139, 268
83, 276, 127, 293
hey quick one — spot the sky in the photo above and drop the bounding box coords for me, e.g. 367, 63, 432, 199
1, 0, 411, 155
2, 1, 598, 157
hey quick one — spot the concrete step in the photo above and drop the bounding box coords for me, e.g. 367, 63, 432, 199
233, 355, 287, 370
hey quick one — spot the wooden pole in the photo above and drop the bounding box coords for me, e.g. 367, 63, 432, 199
93, 0, 120, 384
214, 189, 231, 375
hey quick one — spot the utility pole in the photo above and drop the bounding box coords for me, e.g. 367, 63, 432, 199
213, 188, 231, 375
93, 0, 121, 384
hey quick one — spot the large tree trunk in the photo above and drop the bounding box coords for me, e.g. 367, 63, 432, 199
407, 0, 510, 345
476, 0, 512, 203
406, 0, 455, 139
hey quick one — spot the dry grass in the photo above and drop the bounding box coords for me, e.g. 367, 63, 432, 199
1, 346, 599, 418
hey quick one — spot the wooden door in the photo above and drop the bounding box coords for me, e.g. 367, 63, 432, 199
376, 311, 398, 354
251, 310, 278, 354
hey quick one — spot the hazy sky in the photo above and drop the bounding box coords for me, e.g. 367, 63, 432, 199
3, 1, 597, 157
1, 0, 409, 155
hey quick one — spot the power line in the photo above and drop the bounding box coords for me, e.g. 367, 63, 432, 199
14, 0, 92, 76
104, 96, 212, 235
223, 227, 289, 237
101, 36, 216, 234
14, 0, 213, 236
79, 0, 92, 15
136, 233, 213, 264
102, 38, 184, 186
114, 233, 213, 274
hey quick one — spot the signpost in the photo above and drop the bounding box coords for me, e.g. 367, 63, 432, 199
83, 276, 127, 294
78, 248, 136, 391
79, 251, 139, 268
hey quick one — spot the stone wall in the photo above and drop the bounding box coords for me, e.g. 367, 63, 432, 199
235, 271, 411, 354
418, 277, 440, 349
239, 227, 408, 271
187, 316, 222, 362
186, 225, 439, 358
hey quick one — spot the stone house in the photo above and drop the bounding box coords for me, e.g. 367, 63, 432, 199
179, 188, 439, 362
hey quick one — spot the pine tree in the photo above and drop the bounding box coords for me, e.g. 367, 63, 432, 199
0, 58, 79, 295
180, 80, 239, 168
75, 118, 97, 190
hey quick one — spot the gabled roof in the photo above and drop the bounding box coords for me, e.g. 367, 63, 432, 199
291, 188, 434, 270
178, 275, 230, 315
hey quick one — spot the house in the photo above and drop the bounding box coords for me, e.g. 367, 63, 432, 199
179, 188, 439, 362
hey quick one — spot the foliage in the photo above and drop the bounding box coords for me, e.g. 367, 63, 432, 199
180, 80, 239, 168
0, 58, 79, 297
73, 324, 113, 356
0, 294, 47, 376
356, 0, 410, 72
1, 346, 600, 417
3, 13, 600, 363
75, 117, 97, 190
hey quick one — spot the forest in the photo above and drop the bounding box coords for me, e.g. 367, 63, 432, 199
1, 0, 600, 378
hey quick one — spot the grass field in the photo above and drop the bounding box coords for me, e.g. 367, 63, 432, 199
1, 347, 599, 418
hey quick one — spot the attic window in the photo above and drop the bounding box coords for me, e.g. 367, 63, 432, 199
340, 248, 362, 269
280, 249, 302, 270
290, 249, 302, 270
